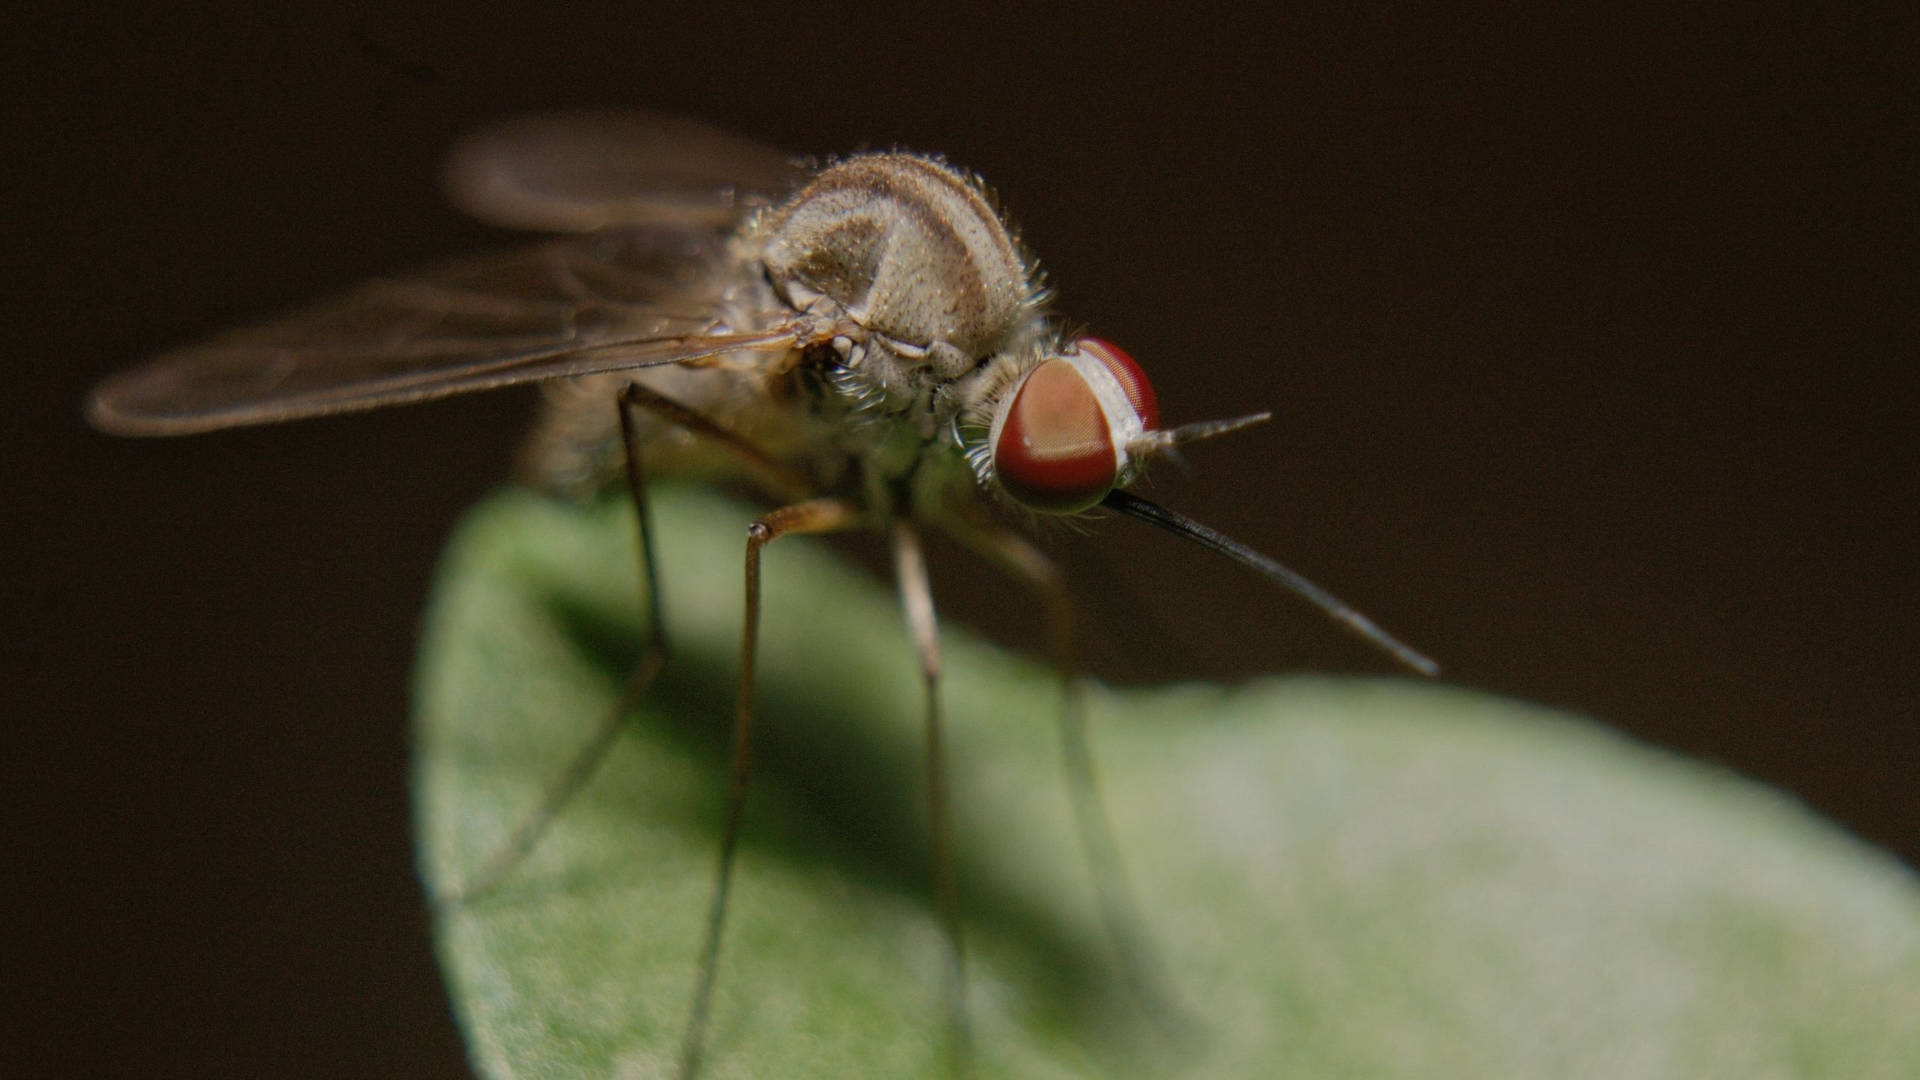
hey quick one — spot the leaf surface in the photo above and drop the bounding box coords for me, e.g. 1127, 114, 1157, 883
415, 487, 1920, 1079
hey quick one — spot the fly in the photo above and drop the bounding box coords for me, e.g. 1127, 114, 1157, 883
86, 110, 1437, 1078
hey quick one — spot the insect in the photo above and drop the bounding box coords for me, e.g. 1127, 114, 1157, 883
87, 111, 1436, 1077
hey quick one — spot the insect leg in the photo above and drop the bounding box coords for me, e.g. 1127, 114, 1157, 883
939, 514, 1185, 1036
680, 495, 864, 1080
447, 380, 810, 905
442, 385, 683, 903
889, 518, 974, 1078
616, 379, 813, 498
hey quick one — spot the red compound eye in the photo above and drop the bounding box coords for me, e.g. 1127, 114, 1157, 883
993, 358, 1119, 513
1074, 337, 1158, 431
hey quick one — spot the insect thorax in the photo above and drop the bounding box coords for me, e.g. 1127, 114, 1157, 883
755, 153, 1049, 397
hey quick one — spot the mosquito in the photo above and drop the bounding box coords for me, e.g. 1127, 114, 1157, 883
87, 111, 1437, 1078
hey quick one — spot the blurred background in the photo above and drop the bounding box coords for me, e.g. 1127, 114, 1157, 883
6, 3, 1910, 1076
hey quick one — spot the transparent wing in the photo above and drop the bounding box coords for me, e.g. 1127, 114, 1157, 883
87, 231, 801, 436
443, 110, 807, 233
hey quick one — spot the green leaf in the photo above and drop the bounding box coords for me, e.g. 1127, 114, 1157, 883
415, 486, 1920, 1079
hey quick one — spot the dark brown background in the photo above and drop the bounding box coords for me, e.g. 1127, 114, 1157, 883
7, 3, 1911, 1077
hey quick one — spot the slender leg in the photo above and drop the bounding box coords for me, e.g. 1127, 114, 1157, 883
447, 380, 809, 905
940, 514, 1180, 1030
616, 380, 814, 500
889, 519, 974, 1077
446, 383, 680, 902
679, 496, 864, 1080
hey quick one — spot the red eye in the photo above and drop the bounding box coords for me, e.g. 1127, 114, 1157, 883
1074, 337, 1158, 431
993, 358, 1119, 512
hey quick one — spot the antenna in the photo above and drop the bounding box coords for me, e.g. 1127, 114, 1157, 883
1101, 489, 1439, 677
1128, 411, 1272, 457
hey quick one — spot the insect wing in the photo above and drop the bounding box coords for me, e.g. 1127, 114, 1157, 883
87, 233, 801, 436
444, 110, 807, 233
